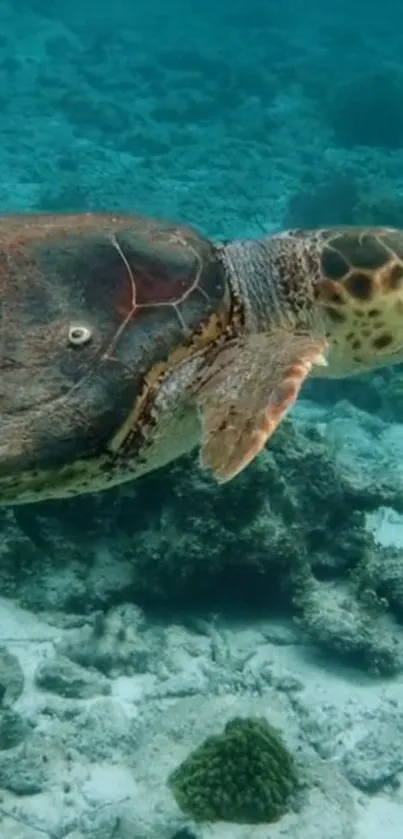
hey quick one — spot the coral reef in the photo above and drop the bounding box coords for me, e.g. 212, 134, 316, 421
0, 417, 370, 606
167, 716, 298, 823
2, 402, 403, 678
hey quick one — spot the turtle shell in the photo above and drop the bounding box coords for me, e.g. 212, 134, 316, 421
0, 212, 230, 481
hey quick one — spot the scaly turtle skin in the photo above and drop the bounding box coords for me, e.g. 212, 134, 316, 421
0, 212, 402, 504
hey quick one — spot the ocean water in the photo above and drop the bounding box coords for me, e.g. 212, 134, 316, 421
2, 0, 403, 837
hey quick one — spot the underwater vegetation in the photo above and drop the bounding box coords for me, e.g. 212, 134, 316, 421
168, 716, 298, 824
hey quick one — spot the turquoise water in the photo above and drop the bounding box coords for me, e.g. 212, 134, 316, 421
1, 1, 403, 837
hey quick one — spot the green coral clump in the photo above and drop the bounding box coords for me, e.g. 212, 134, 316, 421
167, 716, 298, 824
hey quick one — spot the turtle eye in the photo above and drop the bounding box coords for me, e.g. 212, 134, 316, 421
68, 325, 92, 346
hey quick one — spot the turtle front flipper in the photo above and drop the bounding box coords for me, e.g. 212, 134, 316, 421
193, 331, 328, 482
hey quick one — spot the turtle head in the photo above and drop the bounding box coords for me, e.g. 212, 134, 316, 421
0, 316, 138, 504
0, 211, 225, 504
0, 217, 149, 504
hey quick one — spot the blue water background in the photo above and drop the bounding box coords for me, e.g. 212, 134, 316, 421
2, 0, 403, 246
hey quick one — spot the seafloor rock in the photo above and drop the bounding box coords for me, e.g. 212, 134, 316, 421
0, 708, 29, 750
0, 739, 49, 795
70, 697, 142, 762
355, 543, 403, 621
322, 403, 403, 512
0, 600, 400, 839
57, 603, 152, 676
342, 708, 403, 791
34, 654, 111, 699
0, 645, 24, 707
295, 579, 402, 675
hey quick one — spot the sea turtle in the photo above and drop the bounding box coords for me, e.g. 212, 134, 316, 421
1, 211, 403, 505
